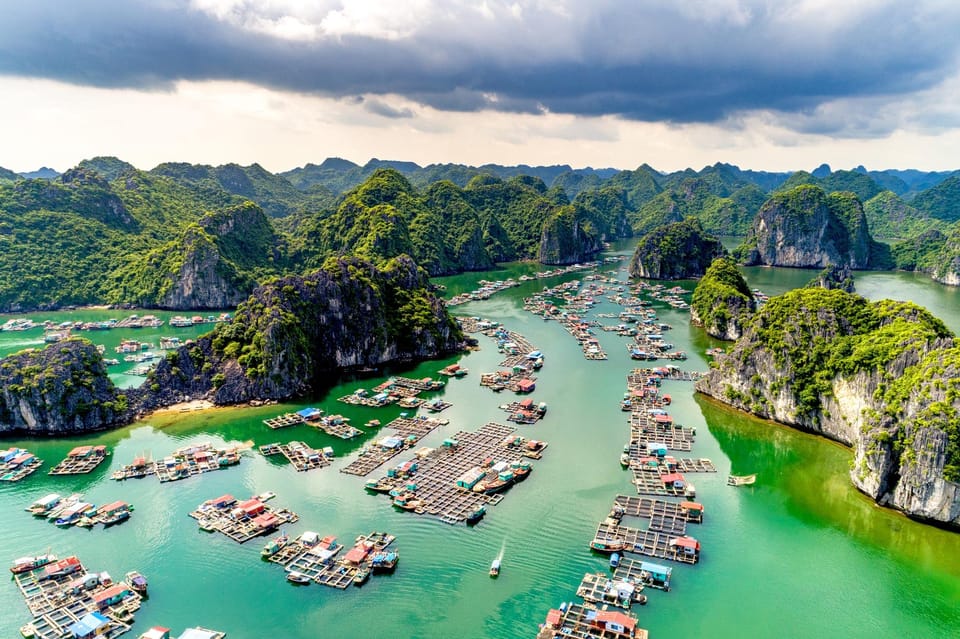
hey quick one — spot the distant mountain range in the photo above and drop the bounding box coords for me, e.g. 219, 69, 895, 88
1, 155, 959, 312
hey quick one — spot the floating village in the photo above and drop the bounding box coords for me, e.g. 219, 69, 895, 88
3, 254, 768, 639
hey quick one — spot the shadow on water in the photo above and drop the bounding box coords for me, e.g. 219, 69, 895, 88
697, 393, 960, 579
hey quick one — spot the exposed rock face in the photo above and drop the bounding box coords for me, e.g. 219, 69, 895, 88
628, 219, 724, 279
139, 254, 464, 408
695, 287, 960, 529
155, 226, 252, 309
690, 257, 755, 340
806, 264, 855, 292
539, 208, 602, 265
0, 340, 129, 434
931, 234, 960, 286
742, 185, 873, 269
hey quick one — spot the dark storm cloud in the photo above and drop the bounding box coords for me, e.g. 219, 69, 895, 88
1, 0, 958, 130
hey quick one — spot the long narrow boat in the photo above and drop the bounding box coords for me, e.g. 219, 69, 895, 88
728, 473, 757, 486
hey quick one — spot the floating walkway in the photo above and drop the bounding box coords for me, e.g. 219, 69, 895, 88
592, 521, 699, 564
271, 531, 398, 589
263, 413, 305, 429
613, 557, 673, 592
575, 572, 647, 609
260, 441, 330, 472
190, 494, 299, 544
365, 422, 547, 524
48, 446, 109, 476
14, 554, 145, 639
340, 416, 449, 477
535, 601, 647, 639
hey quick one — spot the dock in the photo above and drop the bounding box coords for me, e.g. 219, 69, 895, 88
575, 572, 647, 609
340, 416, 450, 476
48, 446, 109, 476
592, 521, 699, 564
269, 531, 399, 589
147, 442, 245, 483
190, 494, 299, 543
1, 447, 43, 482
13, 554, 145, 639
263, 413, 305, 429
535, 602, 647, 639
261, 441, 330, 472
364, 422, 547, 524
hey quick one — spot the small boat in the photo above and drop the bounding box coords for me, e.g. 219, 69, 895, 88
286, 570, 311, 584
262, 532, 290, 557
728, 473, 757, 486
256, 491, 277, 502
610, 553, 621, 569
20, 623, 36, 638
489, 559, 501, 577
619, 453, 631, 467
371, 551, 399, 572
26, 493, 61, 515
466, 505, 486, 525
353, 567, 371, 586
10, 554, 57, 574
589, 538, 626, 553
103, 510, 131, 526
125, 570, 148, 595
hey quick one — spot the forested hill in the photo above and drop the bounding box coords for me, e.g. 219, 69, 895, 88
3, 155, 960, 313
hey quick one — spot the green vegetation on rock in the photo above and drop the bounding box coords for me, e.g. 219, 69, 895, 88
690, 257, 754, 339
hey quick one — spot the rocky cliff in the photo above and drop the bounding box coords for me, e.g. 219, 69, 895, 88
740, 185, 874, 269
137, 254, 464, 408
538, 206, 602, 265
628, 219, 724, 279
930, 232, 960, 286
695, 287, 960, 528
690, 257, 755, 340
112, 202, 278, 310
0, 339, 129, 434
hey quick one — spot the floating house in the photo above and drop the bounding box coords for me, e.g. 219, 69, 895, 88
660, 473, 685, 490
517, 379, 536, 393
69, 611, 111, 638
639, 561, 672, 590
645, 442, 668, 458
456, 467, 485, 490
679, 501, 704, 523
92, 584, 133, 610
297, 407, 323, 421
593, 610, 638, 636
138, 627, 171, 639
670, 536, 701, 562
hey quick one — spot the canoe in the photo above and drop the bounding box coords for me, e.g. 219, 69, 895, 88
728, 473, 757, 486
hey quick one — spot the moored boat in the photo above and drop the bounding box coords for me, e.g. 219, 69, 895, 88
262, 532, 290, 557
26, 493, 61, 515
589, 538, 627, 553
286, 570, 311, 584
125, 570, 148, 595
10, 553, 57, 574
371, 550, 399, 572
466, 505, 486, 525
353, 567, 371, 586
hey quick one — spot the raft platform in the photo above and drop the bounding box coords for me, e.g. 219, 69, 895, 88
48, 446, 109, 476
13, 554, 144, 639
152, 442, 244, 483
367, 422, 545, 524
340, 416, 449, 476
263, 441, 330, 472
575, 572, 646, 609
535, 602, 648, 639
1, 457, 43, 482
613, 557, 673, 592
276, 531, 398, 589
593, 521, 699, 564
190, 495, 299, 543
263, 413, 305, 429
611, 495, 704, 527
310, 417, 363, 439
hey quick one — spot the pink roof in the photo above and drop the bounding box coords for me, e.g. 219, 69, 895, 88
252, 513, 278, 529
661, 473, 684, 483
595, 610, 637, 631
239, 499, 265, 514
68, 446, 92, 457
546, 609, 562, 626
519, 398, 534, 408
653, 414, 673, 423
680, 501, 703, 511
93, 583, 130, 603
99, 501, 127, 513
672, 536, 700, 550
344, 546, 368, 564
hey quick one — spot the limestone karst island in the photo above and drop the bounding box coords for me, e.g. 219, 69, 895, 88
2, 3, 960, 639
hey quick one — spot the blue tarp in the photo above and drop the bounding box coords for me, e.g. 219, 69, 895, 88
69, 611, 109, 638
640, 561, 672, 578
297, 407, 322, 419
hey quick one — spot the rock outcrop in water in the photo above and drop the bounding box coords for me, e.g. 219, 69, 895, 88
538, 207, 603, 265
806, 263, 855, 292
628, 219, 724, 279
739, 185, 874, 269
138, 254, 463, 409
695, 287, 960, 528
0, 339, 129, 434
690, 257, 755, 340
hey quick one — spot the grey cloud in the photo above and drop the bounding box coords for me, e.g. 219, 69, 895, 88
362, 98, 414, 119
1, 1, 959, 136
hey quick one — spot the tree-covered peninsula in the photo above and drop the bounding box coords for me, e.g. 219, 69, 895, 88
696, 287, 960, 528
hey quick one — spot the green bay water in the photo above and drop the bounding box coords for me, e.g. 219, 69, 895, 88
1, 260, 960, 638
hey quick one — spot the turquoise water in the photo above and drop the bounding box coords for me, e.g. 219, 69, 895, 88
1, 257, 959, 638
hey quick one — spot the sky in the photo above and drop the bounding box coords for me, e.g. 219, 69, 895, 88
1, 0, 959, 174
